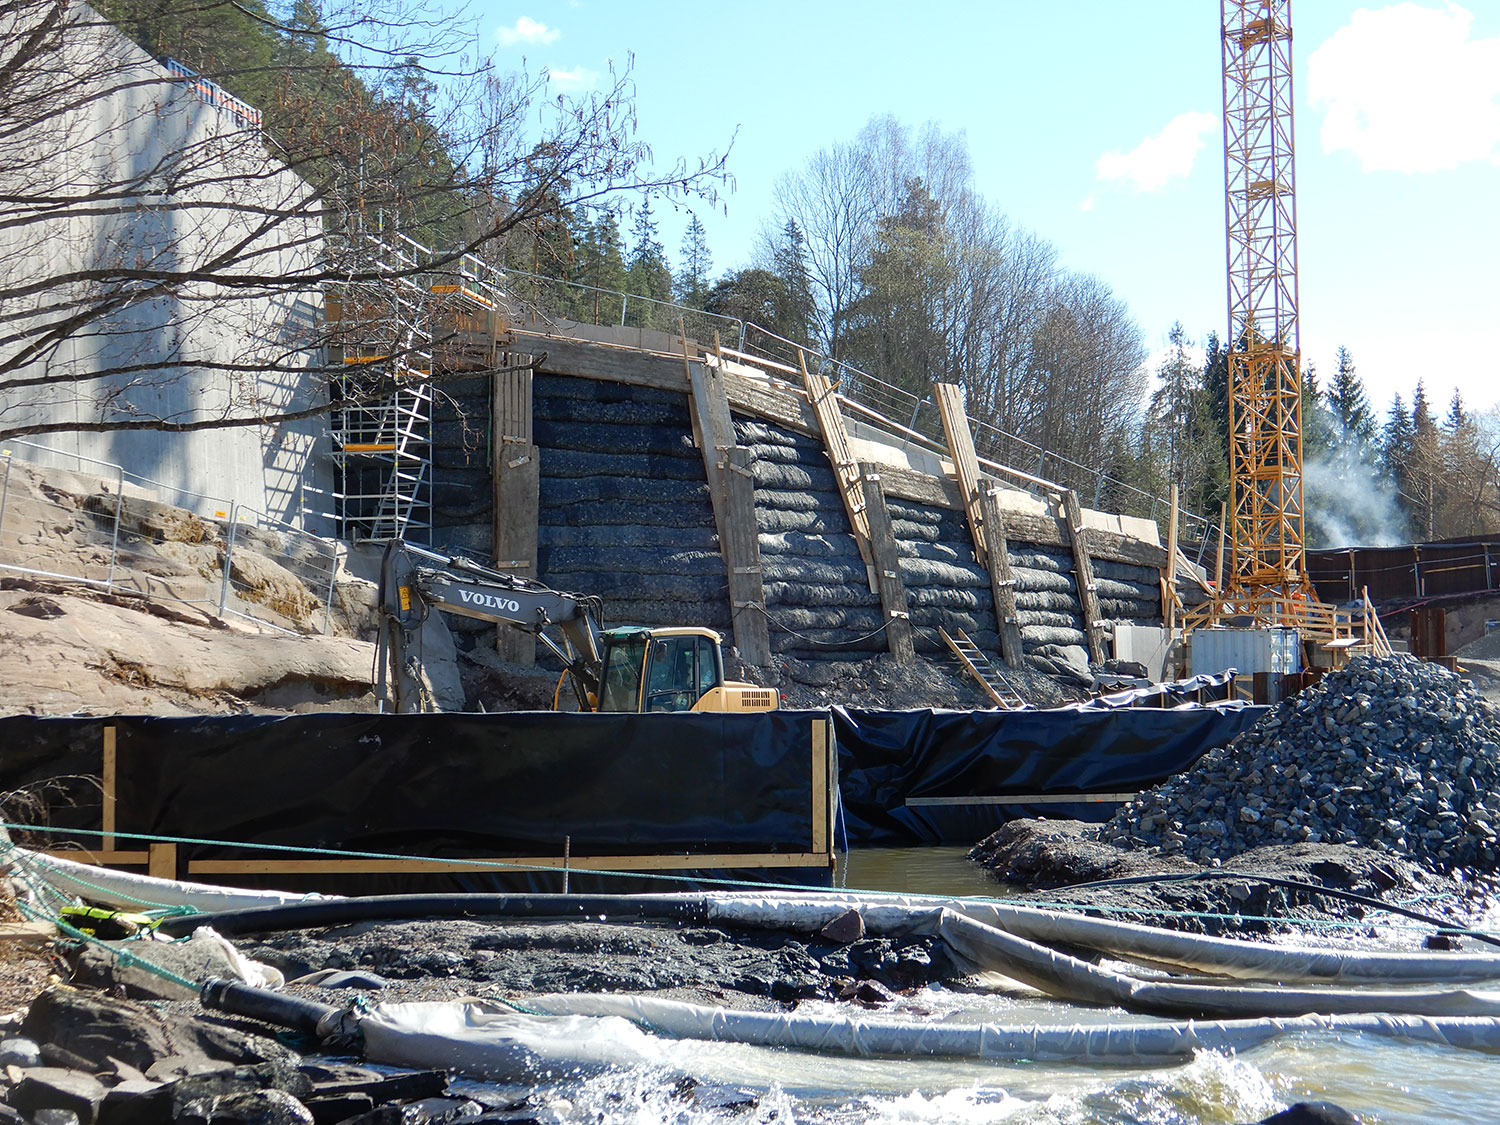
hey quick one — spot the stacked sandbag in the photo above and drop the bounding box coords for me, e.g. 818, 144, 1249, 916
1093, 558, 1163, 625
534, 375, 729, 632
885, 497, 1001, 656
736, 419, 884, 660
1099, 654, 1500, 872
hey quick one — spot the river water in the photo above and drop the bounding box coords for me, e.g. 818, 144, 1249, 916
470, 848, 1500, 1124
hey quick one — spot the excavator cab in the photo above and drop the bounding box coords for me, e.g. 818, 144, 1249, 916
596, 626, 778, 713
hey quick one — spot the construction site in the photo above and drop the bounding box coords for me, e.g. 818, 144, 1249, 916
0, 1, 1498, 1123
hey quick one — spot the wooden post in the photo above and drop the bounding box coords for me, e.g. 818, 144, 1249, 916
1165, 483, 1180, 632
798, 350, 875, 589
1215, 501, 1228, 592
859, 467, 915, 664
933, 383, 988, 567
147, 843, 177, 881
689, 331, 770, 665
1060, 489, 1106, 665
492, 360, 539, 664
977, 487, 1025, 668
101, 724, 116, 852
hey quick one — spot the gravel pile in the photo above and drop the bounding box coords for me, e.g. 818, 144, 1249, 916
1099, 654, 1500, 872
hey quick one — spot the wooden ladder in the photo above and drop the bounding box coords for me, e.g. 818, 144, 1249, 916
940, 627, 1028, 710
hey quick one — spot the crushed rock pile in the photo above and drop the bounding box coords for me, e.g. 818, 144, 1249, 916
1099, 654, 1500, 872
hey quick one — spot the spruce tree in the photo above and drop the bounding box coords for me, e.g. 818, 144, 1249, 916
675, 215, 712, 309
772, 220, 817, 346
1327, 346, 1375, 443
626, 201, 673, 318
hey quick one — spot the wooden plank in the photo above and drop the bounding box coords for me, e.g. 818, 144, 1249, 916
1165, 483, 1180, 631
187, 852, 830, 875
977, 488, 1025, 668
1060, 489, 1106, 665
492, 363, 539, 665
523, 332, 689, 394
800, 352, 874, 583
101, 724, 116, 851
934, 383, 989, 568
868, 461, 964, 510
147, 843, 177, 881
811, 718, 829, 855
859, 468, 915, 664
689, 336, 770, 665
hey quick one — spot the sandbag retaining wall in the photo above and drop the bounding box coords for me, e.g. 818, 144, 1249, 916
533, 375, 729, 633
736, 419, 884, 660
886, 496, 1001, 655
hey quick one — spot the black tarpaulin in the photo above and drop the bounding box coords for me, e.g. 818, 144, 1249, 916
0, 712, 830, 873
832, 704, 1267, 845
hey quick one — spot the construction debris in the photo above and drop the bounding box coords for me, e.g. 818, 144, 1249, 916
1099, 655, 1500, 873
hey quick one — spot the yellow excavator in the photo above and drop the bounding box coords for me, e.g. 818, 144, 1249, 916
376, 540, 778, 715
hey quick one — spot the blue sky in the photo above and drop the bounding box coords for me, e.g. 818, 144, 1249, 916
480, 1, 1499, 420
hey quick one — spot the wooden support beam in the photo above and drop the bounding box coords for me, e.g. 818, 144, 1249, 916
101, 724, 116, 851
1165, 483, 1180, 632
934, 383, 989, 568
688, 331, 770, 665
492, 362, 539, 664
799, 352, 875, 587
148, 843, 178, 881
1060, 489, 1107, 665
977, 488, 1025, 668
859, 467, 915, 664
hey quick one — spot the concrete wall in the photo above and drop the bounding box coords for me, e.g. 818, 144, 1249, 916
0, 6, 329, 531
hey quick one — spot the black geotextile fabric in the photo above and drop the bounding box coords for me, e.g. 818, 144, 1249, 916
736, 418, 883, 660
533, 375, 730, 632
832, 703, 1268, 845
885, 496, 1001, 655
0, 711, 828, 862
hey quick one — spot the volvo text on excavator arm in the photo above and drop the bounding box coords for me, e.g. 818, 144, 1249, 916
377, 539, 604, 713
375, 540, 779, 715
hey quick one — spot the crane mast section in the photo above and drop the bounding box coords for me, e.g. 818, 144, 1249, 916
1220, 0, 1313, 612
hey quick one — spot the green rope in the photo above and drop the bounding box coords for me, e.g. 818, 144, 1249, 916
1, 839, 193, 916
15, 897, 199, 994
6, 820, 1495, 940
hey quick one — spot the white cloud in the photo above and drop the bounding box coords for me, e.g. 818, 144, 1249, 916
497, 16, 560, 47
546, 65, 598, 91
1307, 3, 1500, 173
1095, 112, 1219, 192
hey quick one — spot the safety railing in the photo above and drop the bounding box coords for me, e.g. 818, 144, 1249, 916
343, 233, 1218, 554
0, 441, 339, 635
735, 322, 1219, 550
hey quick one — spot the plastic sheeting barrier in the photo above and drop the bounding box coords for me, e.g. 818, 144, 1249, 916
832, 704, 1267, 844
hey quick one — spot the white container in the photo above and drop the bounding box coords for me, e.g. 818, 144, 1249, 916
1189, 627, 1302, 677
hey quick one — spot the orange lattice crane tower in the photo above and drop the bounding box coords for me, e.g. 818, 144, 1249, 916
1215, 0, 1323, 628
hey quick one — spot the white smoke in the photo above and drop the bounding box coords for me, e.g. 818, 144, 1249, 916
1304, 432, 1405, 548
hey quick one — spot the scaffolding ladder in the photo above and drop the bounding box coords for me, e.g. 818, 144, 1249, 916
940, 627, 1029, 710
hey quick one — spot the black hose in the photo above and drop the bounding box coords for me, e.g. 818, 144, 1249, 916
201, 977, 343, 1036
1050, 870, 1500, 949
158, 893, 711, 939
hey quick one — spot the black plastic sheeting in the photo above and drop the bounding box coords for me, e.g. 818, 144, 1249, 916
0, 711, 831, 894
832, 703, 1268, 845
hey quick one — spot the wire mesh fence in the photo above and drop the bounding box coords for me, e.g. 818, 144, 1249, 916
0, 441, 339, 635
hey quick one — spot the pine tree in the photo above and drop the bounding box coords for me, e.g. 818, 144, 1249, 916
1326, 346, 1375, 443
1380, 392, 1416, 534
1411, 381, 1440, 540
625, 201, 673, 320
574, 213, 628, 323
771, 221, 817, 346
674, 215, 712, 309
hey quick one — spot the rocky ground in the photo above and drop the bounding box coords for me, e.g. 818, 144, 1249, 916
971, 654, 1500, 942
